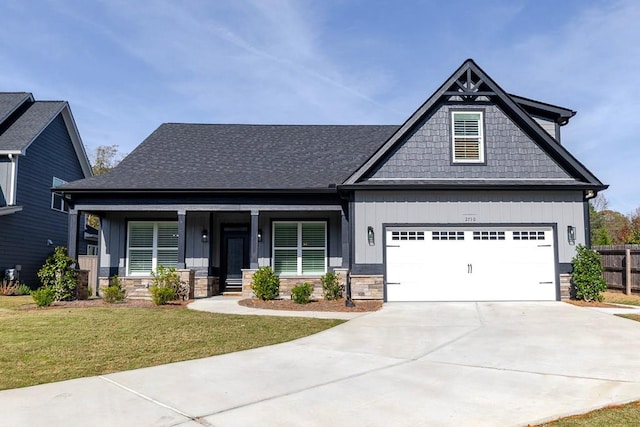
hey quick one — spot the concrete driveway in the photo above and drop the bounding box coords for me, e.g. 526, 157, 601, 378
2, 302, 640, 426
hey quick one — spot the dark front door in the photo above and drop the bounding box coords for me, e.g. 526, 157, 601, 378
221, 227, 250, 293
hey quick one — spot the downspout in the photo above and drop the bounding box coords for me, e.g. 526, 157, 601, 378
8, 154, 17, 205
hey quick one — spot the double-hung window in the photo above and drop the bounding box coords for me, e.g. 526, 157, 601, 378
51, 177, 68, 212
452, 111, 484, 163
273, 221, 326, 275
127, 221, 178, 275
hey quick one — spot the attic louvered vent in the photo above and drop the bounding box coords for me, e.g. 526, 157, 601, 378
452, 111, 483, 163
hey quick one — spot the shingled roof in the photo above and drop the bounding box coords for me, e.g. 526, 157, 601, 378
0, 100, 67, 152
0, 92, 32, 124
61, 124, 400, 191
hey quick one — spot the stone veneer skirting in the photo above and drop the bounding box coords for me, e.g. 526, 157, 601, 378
560, 273, 572, 300
99, 269, 199, 300
241, 269, 383, 300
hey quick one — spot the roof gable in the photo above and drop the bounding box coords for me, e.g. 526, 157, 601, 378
344, 59, 604, 188
366, 102, 574, 183
0, 93, 92, 177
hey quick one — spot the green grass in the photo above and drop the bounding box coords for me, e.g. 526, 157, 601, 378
603, 291, 640, 306
0, 296, 343, 390
535, 401, 640, 426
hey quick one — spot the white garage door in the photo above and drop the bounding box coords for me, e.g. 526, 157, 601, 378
386, 227, 556, 301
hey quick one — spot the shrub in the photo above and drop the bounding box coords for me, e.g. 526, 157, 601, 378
102, 275, 126, 304
37, 246, 78, 301
321, 272, 343, 300
572, 244, 607, 302
150, 285, 176, 305
150, 265, 180, 305
291, 282, 313, 304
16, 283, 31, 296
31, 287, 55, 307
251, 266, 280, 300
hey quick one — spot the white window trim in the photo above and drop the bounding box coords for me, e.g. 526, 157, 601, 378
272, 221, 327, 276
51, 176, 68, 212
126, 221, 178, 276
451, 111, 484, 163
86, 244, 98, 256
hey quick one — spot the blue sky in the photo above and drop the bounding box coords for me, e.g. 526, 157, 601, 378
1, 0, 638, 213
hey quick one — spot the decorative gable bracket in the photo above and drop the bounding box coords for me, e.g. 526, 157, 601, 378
443, 68, 496, 102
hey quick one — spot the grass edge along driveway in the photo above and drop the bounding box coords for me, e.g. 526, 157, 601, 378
0, 296, 343, 390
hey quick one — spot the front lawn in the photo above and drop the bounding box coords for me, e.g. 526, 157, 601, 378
535, 401, 640, 426
0, 296, 343, 390
603, 291, 640, 306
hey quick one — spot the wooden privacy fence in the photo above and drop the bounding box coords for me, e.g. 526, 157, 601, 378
593, 245, 640, 294
78, 255, 98, 297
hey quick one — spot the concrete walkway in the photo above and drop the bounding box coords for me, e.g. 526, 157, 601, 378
188, 295, 366, 319
2, 301, 640, 426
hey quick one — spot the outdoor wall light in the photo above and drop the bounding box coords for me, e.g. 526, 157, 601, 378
367, 226, 375, 246
201, 229, 208, 243
257, 229, 263, 242
567, 226, 576, 245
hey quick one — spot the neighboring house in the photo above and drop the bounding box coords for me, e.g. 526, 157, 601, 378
0, 92, 92, 286
58, 59, 606, 301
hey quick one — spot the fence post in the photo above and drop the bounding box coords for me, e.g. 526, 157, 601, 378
626, 248, 632, 295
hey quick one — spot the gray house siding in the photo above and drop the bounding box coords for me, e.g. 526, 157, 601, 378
353, 190, 585, 268
0, 115, 86, 286
532, 116, 558, 141
368, 104, 572, 180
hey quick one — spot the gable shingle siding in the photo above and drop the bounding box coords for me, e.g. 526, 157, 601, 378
368, 104, 572, 180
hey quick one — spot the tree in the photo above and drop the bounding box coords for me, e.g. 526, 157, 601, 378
87, 145, 124, 229
91, 144, 122, 176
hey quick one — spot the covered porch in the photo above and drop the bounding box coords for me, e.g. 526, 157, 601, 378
66, 203, 351, 299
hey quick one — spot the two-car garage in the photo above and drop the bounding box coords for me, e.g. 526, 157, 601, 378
385, 226, 557, 301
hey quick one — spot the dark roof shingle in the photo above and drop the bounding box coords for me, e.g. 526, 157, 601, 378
61, 124, 399, 191
0, 101, 66, 151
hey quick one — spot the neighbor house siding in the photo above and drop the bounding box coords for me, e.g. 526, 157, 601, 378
353, 190, 585, 266
0, 115, 85, 286
368, 104, 571, 180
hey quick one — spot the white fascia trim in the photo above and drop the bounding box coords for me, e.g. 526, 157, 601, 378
8, 154, 18, 205
0, 150, 23, 155
61, 106, 93, 177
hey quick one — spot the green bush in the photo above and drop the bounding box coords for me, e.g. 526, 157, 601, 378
291, 282, 313, 304
251, 266, 280, 300
150, 285, 176, 305
31, 287, 55, 307
16, 283, 31, 296
321, 272, 343, 300
572, 244, 607, 302
37, 246, 78, 301
102, 275, 126, 304
150, 265, 179, 305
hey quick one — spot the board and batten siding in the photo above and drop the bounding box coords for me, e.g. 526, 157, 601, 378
353, 190, 585, 265
0, 115, 86, 286
532, 116, 558, 141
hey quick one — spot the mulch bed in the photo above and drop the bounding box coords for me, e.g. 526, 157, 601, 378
238, 298, 382, 312
564, 299, 634, 309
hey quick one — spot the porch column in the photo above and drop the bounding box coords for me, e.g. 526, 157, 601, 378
177, 210, 186, 269
67, 209, 79, 261
250, 210, 259, 269
341, 210, 350, 268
